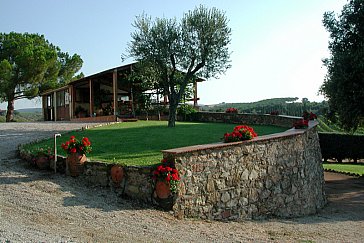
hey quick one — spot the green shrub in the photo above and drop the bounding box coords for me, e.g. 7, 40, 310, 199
318, 132, 364, 162
177, 104, 196, 120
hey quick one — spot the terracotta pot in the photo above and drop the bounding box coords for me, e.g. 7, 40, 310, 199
110, 165, 124, 185
155, 181, 171, 199
67, 153, 86, 177
36, 156, 49, 170
155, 193, 177, 211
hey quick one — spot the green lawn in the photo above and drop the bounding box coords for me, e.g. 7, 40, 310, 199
24, 121, 287, 166
323, 163, 364, 176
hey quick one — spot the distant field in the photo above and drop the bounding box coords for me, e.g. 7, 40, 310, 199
0, 110, 42, 122
23, 121, 287, 166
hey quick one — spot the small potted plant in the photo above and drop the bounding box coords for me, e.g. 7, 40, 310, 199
225, 107, 238, 113
309, 112, 317, 120
61, 136, 92, 177
302, 110, 318, 120
223, 125, 257, 143
110, 164, 124, 187
75, 106, 87, 118
152, 158, 180, 210
31, 146, 54, 170
293, 119, 309, 129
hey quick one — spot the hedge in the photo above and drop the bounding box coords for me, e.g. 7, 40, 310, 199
318, 132, 364, 162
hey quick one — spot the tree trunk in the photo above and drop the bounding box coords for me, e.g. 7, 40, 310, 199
6, 99, 15, 122
168, 95, 178, 127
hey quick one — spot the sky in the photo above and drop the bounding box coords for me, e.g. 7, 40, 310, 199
0, 0, 347, 109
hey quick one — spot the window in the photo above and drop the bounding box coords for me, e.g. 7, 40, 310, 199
56, 90, 65, 107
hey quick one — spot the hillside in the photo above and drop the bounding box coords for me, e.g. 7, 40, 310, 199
0, 108, 43, 122
200, 97, 328, 117
16, 108, 42, 113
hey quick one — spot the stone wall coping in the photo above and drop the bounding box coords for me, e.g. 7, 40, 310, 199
162, 120, 318, 155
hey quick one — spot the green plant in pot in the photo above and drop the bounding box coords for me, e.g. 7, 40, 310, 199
75, 106, 87, 118
31, 146, 54, 170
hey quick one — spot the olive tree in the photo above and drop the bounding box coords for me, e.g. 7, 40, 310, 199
128, 5, 231, 127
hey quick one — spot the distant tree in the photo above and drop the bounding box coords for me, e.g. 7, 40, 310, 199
321, 0, 364, 132
0, 32, 83, 122
128, 5, 231, 127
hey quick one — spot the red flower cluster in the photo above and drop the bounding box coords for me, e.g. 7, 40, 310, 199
293, 119, 309, 129
225, 107, 238, 113
309, 112, 317, 120
293, 111, 317, 129
152, 159, 180, 193
302, 111, 317, 121
270, 110, 279, 115
223, 125, 257, 143
61, 136, 92, 155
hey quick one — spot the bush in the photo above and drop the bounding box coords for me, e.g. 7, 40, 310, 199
318, 133, 364, 162
177, 104, 196, 120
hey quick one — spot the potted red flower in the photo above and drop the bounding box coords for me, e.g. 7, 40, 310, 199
293, 119, 309, 129
225, 107, 238, 113
61, 136, 92, 177
152, 158, 180, 210
309, 112, 317, 120
223, 125, 257, 143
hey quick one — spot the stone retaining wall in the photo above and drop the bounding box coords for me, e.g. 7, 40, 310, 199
191, 112, 300, 128
162, 121, 326, 220
18, 152, 154, 203
18, 114, 326, 220
79, 161, 154, 202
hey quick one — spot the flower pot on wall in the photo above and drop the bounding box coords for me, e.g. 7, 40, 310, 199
67, 153, 86, 177
155, 181, 171, 199
154, 181, 177, 211
36, 156, 50, 170
110, 165, 124, 186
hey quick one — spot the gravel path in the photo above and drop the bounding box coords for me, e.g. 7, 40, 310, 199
0, 122, 363, 242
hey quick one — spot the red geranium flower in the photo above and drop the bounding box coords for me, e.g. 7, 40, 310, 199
223, 125, 257, 143
152, 158, 180, 194
61, 136, 92, 155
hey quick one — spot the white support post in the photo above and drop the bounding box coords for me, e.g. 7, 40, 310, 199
54, 133, 61, 173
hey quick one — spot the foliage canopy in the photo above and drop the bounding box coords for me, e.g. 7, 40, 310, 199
127, 5, 231, 127
0, 32, 83, 121
321, 0, 364, 132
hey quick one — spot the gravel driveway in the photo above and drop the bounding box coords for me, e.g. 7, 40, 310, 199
1, 122, 363, 242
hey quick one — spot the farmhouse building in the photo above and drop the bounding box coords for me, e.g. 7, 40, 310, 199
41, 63, 202, 122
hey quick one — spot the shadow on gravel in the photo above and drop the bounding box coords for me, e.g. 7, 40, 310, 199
4, 158, 364, 224
60, 176, 153, 212
323, 174, 364, 219
0, 158, 153, 213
